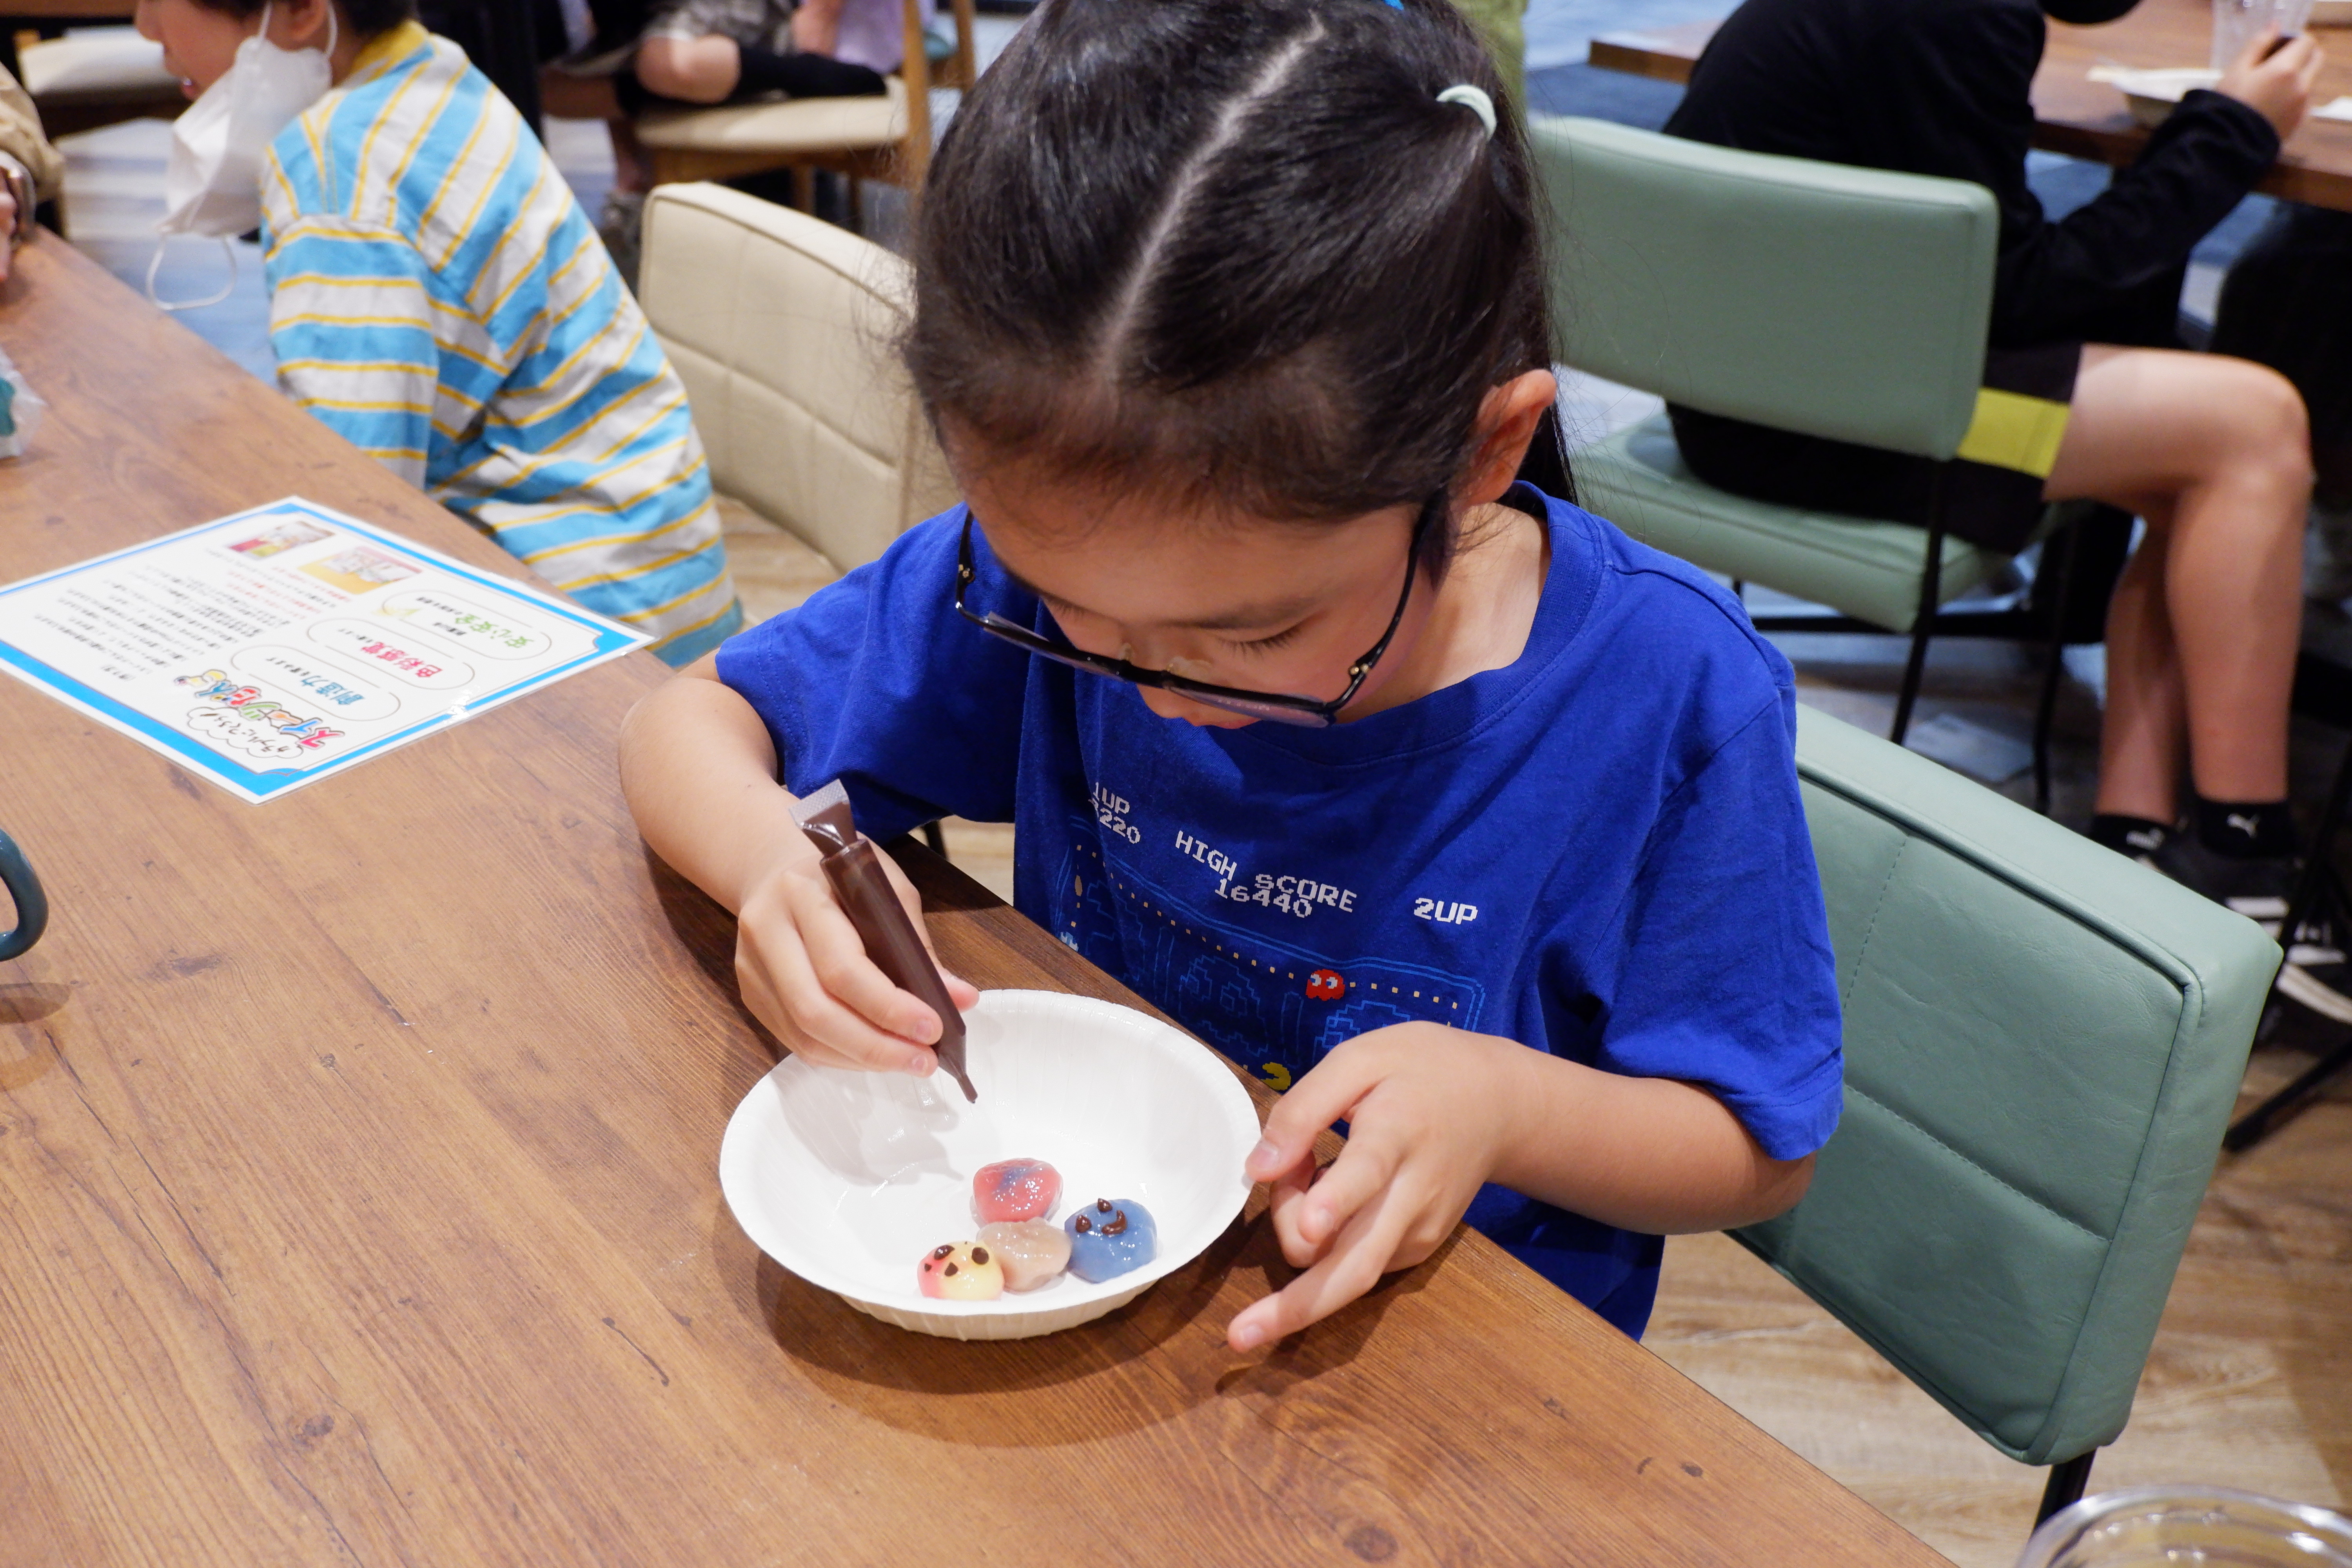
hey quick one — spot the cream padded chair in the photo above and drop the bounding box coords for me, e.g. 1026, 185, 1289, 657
19, 27, 182, 141
638, 181, 957, 593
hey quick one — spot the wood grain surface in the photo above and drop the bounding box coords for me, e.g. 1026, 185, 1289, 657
3, 0, 135, 20
0, 236, 1947, 1565
1588, 0, 2352, 211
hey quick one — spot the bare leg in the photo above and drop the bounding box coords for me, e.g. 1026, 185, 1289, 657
2092, 493, 2189, 821
608, 116, 652, 195
539, 67, 619, 120
2043, 345, 2309, 820
790, 0, 847, 57
633, 34, 742, 103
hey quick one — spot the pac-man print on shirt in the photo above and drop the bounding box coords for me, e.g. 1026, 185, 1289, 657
1305, 968, 1346, 1001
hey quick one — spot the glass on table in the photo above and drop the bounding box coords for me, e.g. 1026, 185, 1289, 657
2018, 1486, 2352, 1568
2213, 0, 2318, 71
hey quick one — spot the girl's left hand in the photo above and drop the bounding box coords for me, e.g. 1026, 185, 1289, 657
1226, 1021, 1537, 1351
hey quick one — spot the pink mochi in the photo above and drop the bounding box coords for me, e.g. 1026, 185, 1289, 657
973, 1158, 1062, 1224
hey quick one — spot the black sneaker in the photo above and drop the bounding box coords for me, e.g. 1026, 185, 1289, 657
2152, 835, 2352, 1019
2278, 936, 2352, 1025
2151, 833, 2299, 921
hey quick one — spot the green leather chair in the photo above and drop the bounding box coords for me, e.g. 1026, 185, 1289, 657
1771, 707, 2280, 1525
1530, 115, 2081, 801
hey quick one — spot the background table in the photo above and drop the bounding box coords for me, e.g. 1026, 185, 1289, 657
0, 236, 1949, 1565
1590, 0, 2352, 211
1, 0, 135, 85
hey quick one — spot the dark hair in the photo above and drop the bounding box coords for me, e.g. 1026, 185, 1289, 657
189, 0, 417, 34
905, 0, 1554, 575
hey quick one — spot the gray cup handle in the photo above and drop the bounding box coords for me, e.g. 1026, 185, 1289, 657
0, 828, 47, 962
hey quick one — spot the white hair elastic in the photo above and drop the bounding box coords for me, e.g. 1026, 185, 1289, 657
1437, 84, 1497, 139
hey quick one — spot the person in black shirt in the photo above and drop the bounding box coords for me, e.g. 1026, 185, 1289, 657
1664, 0, 2320, 910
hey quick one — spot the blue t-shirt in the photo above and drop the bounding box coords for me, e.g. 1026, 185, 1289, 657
715, 486, 1843, 1337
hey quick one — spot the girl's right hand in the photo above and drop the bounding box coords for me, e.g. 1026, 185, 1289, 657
731, 848, 982, 1073
2218, 28, 2324, 141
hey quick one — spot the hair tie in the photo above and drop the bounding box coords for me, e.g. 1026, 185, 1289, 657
1437, 84, 1497, 140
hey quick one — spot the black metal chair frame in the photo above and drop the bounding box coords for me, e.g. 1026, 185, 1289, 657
2225, 710, 2352, 1151
2038, 1451, 2097, 1526
1740, 474, 2092, 815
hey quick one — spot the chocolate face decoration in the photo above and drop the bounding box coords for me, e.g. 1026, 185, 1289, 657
1064, 1197, 1158, 1283
916, 1240, 1004, 1300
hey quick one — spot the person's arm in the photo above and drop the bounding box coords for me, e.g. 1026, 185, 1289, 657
1868, 3, 2305, 346
1227, 687, 1842, 1350
0, 65, 60, 278
263, 212, 450, 488
622, 515, 1032, 1065
0, 65, 61, 205
0, 153, 29, 272
620, 655, 979, 1071
1226, 1023, 1812, 1349
789, 0, 847, 57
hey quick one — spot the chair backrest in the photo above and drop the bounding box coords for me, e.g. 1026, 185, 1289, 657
1528, 115, 1998, 461
1752, 708, 2279, 1466
18, 28, 183, 138
639, 183, 958, 573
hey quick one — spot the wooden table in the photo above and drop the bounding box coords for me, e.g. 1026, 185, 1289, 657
1590, 0, 2352, 210
0, 236, 1947, 1566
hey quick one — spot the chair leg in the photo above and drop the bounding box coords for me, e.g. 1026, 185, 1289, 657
1890, 519, 1947, 748
2035, 1452, 2096, 1527
2228, 1034, 2352, 1151
2031, 521, 2083, 817
2225, 728, 2352, 1150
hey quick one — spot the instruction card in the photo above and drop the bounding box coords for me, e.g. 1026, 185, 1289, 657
0, 496, 650, 803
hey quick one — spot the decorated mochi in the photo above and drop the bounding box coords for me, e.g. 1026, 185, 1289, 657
977, 1220, 1072, 1292
1063, 1198, 1157, 1283
973, 1158, 1062, 1224
916, 1241, 1004, 1300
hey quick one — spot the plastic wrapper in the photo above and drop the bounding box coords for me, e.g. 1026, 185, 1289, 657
0, 345, 45, 460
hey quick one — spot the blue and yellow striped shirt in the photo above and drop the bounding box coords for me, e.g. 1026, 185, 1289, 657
261, 23, 741, 664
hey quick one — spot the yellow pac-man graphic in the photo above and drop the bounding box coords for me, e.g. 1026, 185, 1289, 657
1259, 1062, 1293, 1092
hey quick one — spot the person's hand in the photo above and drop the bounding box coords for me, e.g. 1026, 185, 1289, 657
1226, 1022, 1539, 1351
731, 844, 981, 1073
2216, 27, 2325, 141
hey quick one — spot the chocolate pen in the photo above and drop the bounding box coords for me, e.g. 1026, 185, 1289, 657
791, 779, 976, 1102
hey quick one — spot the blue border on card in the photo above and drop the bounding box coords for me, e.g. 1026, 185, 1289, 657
0, 498, 645, 801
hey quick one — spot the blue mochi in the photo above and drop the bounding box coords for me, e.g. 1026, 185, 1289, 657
1063, 1197, 1157, 1282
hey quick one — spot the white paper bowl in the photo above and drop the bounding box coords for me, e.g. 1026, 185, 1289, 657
719, 989, 1262, 1340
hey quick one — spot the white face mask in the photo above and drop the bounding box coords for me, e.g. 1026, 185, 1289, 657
150, 2, 336, 305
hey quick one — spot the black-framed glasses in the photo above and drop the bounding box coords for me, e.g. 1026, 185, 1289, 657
953, 501, 1432, 727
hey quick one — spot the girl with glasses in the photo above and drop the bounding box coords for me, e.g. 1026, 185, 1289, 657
622, 0, 1843, 1348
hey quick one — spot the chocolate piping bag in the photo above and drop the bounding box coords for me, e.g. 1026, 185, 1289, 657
791, 780, 975, 1102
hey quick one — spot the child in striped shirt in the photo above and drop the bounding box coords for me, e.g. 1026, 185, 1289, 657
137, 0, 743, 664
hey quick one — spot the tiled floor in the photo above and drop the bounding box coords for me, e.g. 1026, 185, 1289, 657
42, 15, 2352, 1558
